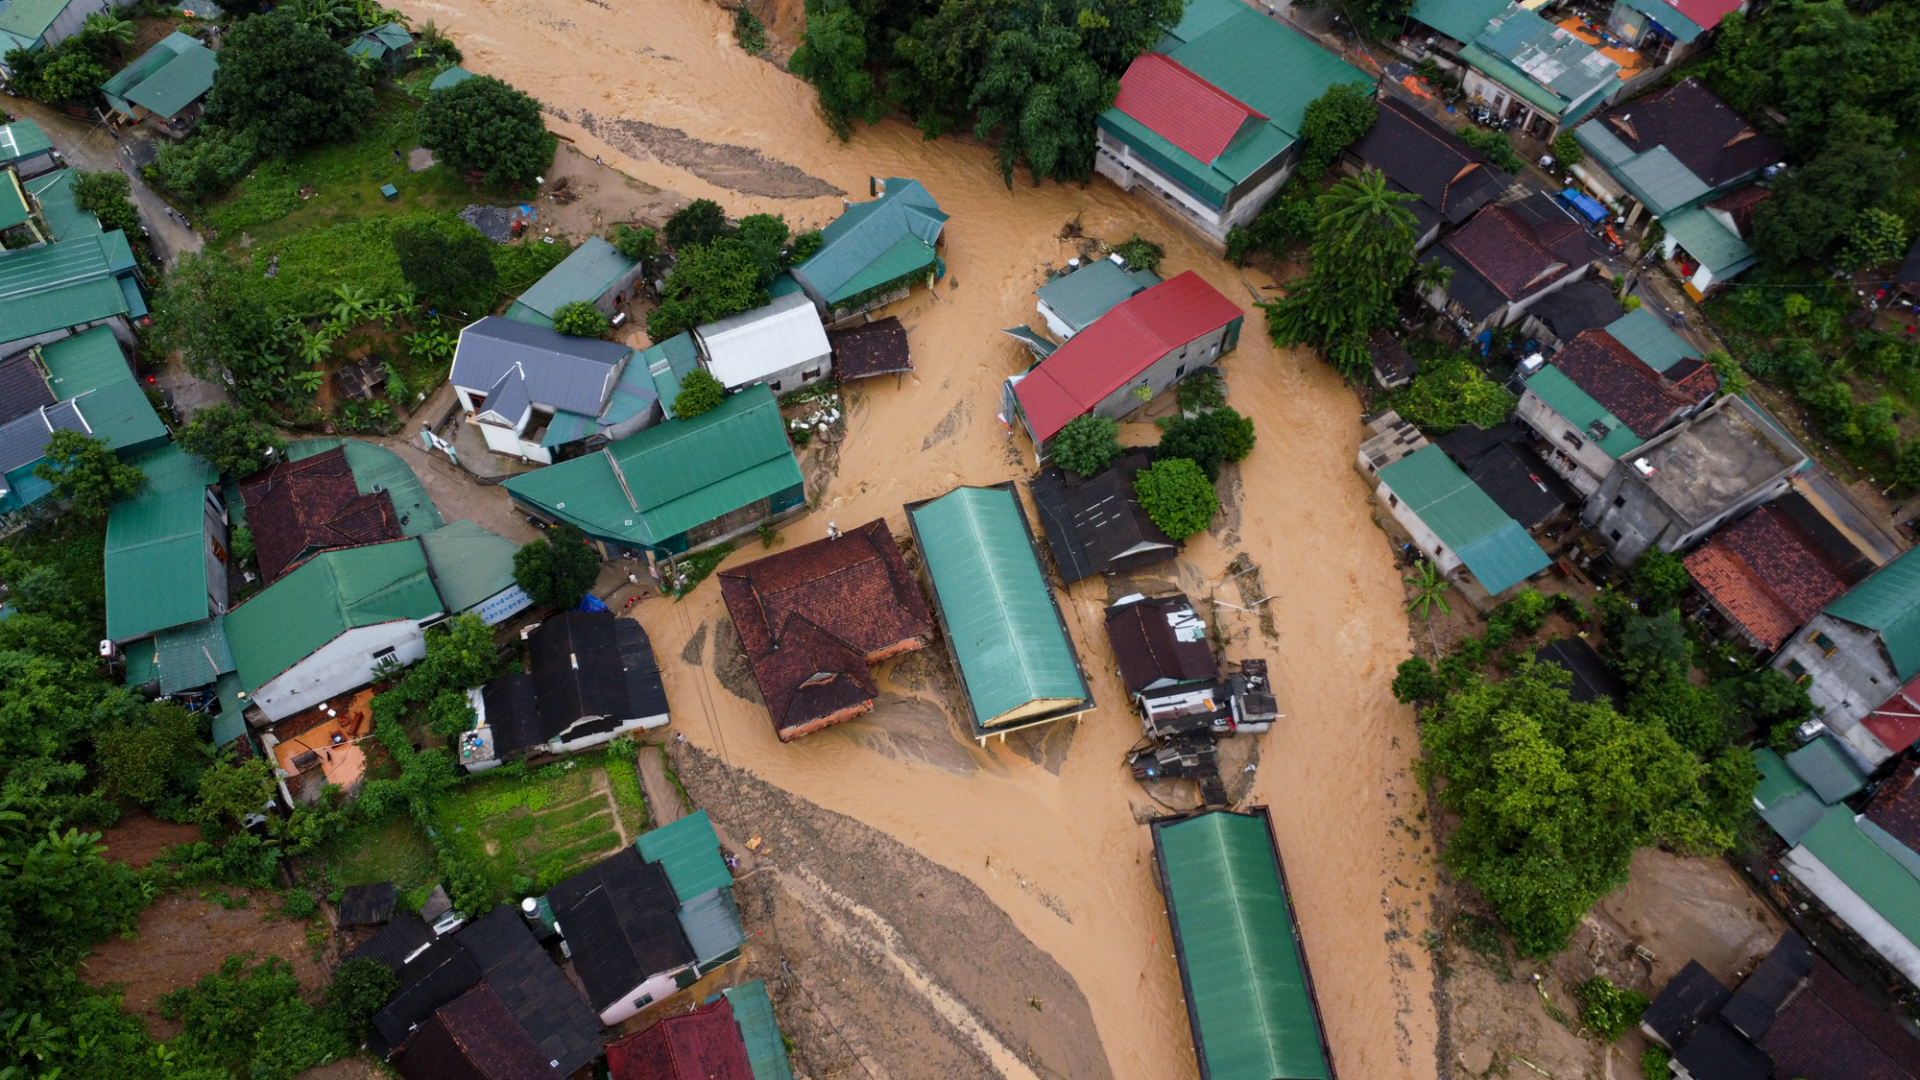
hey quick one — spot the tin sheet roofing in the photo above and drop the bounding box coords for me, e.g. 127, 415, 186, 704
0, 120, 53, 165
695, 292, 830, 389
792, 178, 946, 304
40, 324, 128, 395
637, 809, 734, 901
450, 317, 628, 416
1113, 52, 1266, 165
0, 0, 68, 41
1662, 206, 1756, 278
638, 331, 701, 410
225, 539, 442, 692
1152, 809, 1331, 1080
506, 236, 636, 324
418, 519, 520, 614
1377, 445, 1549, 594
1794, 805, 1920, 955
101, 32, 216, 118
1408, 0, 1513, 42
0, 233, 133, 344
720, 980, 794, 1080
909, 485, 1088, 728
105, 450, 216, 640
1826, 545, 1920, 682
22, 170, 100, 242
155, 615, 233, 694
286, 438, 442, 537
1034, 260, 1160, 335
1603, 307, 1695, 373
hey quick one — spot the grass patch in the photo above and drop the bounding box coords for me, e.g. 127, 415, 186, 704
530, 797, 606, 831
314, 816, 438, 903
608, 757, 649, 837
1451, 911, 1511, 981
668, 542, 736, 599
427, 754, 629, 907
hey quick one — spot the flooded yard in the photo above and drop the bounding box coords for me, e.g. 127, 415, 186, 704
388, 0, 1443, 1074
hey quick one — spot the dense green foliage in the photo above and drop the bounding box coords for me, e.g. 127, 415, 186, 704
1296, 83, 1376, 180
1133, 457, 1216, 540
392, 217, 500, 316
647, 238, 770, 340
1263, 170, 1418, 380
33, 432, 144, 518
1387, 350, 1516, 433
1576, 976, 1649, 1041
2, 17, 124, 104
160, 955, 347, 1078
789, 0, 1180, 183
416, 75, 557, 190
1110, 234, 1164, 273
206, 12, 376, 159
1453, 125, 1525, 174
1628, 548, 1693, 614
551, 301, 611, 337
665, 199, 732, 250
1227, 177, 1317, 266
1049, 414, 1123, 476
70, 171, 141, 237
611, 223, 661, 267
178, 404, 288, 480
1155, 406, 1255, 482
671, 370, 727, 420
734, 5, 768, 52
514, 524, 603, 611
155, 127, 263, 203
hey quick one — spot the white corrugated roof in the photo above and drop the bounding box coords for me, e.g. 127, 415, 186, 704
695, 292, 830, 388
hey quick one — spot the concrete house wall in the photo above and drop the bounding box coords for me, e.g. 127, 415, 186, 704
40, 0, 113, 49
1093, 130, 1296, 247
473, 406, 555, 465
1376, 476, 1465, 580
203, 489, 230, 615
1078, 320, 1239, 430
1514, 385, 1619, 496
251, 619, 433, 723
1584, 453, 1795, 564
1771, 613, 1899, 766
0, 315, 135, 364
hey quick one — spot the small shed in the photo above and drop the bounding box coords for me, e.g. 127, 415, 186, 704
826, 316, 913, 379
99, 31, 217, 129
337, 882, 398, 927
334, 355, 389, 400
694, 292, 832, 392
347, 22, 415, 68
0, 120, 58, 178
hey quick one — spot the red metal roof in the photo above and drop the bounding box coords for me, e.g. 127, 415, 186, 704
1014, 271, 1243, 444
1112, 53, 1265, 165
1669, 0, 1745, 31
1865, 675, 1920, 757
607, 997, 754, 1080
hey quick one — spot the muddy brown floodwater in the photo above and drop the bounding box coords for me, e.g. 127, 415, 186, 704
394, 0, 1442, 1074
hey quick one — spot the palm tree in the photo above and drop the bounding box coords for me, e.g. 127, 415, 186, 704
82, 13, 134, 53
1404, 559, 1451, 658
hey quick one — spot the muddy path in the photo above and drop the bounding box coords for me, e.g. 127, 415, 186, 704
394, 0, 1442, 1074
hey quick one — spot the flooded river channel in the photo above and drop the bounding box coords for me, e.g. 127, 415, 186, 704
397, 0, 1442, 1073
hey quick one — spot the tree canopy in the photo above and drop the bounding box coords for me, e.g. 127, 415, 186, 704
178, 404, 287, 480
1296, 82, 1376, 180
392, 218, 500, 317
205, 12, 375, 159
416, 75, 557, 190
646, 238, 770, 340
1155, 406, 1255, 482
514, 524, 603, 610
551, 301, 611, 338
33, 432, 144, 518
1262, 170, 1418, 380
671, 370, 727, 420
1049, 414, 1123, 476
1134, 457, 1216, 540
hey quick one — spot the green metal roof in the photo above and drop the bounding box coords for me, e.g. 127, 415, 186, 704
503, 384, 802, 547
23, 170, 101, 242
75, 379, 169, 457
286, 438, 442, 536
0, 120, 54, 166
676, 884, 744, 965
0, 0, 70, 41
123, 635, 159, 687
793, 179, 947, 305
1796, 804, 1920, 953
40, 324, 128, 395
720, 981, 795, 1080
1035, 261, 1161, 333
429, 65, 474, 91
1785, 735, 1865, 804
417, 519, 519, 613
1154, 810, 1331, 1080
226, 539, 442, 693
1753, 748, 1808, 809
1525, 365, 1645, 458
0, 233, 134, 344
909, 485, 1089, 728
1615, 146, 1710, 217
1603, 307, 1694, 373
637, 809, 733, 900
101, 32, 216, 119
1376, 445, 1550, 595
0, 170, 31, 232
1662, 206, 1756, 279
1826, 545, 1920, 682
504, 236, 636, 325
1613, 0, 1703, 42
105, 445, 217, 641
1408, 0, 1513, 43
156, 615, 234, 694
211, 671, 248, 746
637, 331, 701, 411
369, 22, 413, 49
1469, 6, 1619, 118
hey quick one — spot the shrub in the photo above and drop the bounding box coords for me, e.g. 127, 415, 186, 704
611, 223, 660, 267
1109, 234, 1164, 273
789, 229, 824, 263
1391, 656, 1443, 703
70, 170, 141, 235
671, 369, 726, 420
513, 523, 602, 610
1049, 414, 1123, 476
734, 6, 767, 52
1297, 82, 1376, 179
1629, 548, 1692, 613
665, 199, 733, 249
1552, 131, 1584, 168
393, 218, 499, 316
1641, 1045, 1671, 1079
323, 958, 399, 1038
1177, 371, 1226, 413
1389, 351, 1515, 434
1575, 976, 1649, 1041
1455, 125, 1525, 174
1156, 406, 1255, 481
33, 430, 144, 517
551, 301, 611, 337
154, 126, 260, 202
178, 402, 286, 479
281, 889, 318, 919
1134, 457, 1217, 540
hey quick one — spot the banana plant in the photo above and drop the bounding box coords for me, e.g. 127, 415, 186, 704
291, 370, 327, 395
81, 12, 134, 52
366, 297, 399, 328
294, 325, 334, 366
329, 284, 373, 325
407, 328, 455, 362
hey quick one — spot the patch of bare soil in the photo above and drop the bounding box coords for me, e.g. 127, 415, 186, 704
1435, 848, 1786, 1079
552, 108, 843, 200
80, 890, 327, 1040
710, 615, 764, 705
674, 744, 1111, 1080
292, 1055, 388, 1080
100, 814, 202, 868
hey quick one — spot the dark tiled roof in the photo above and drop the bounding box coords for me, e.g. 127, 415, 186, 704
238, 447, 403, 582
1028, 451, 1177, 584
1675, 1015, 1773, 1080
1721, 930, 1813, 1041
1708, 185, 1770, 239
1436, 422, 1576, 532
369, 938, 483, 1058
550, 848, 695, 1013
1865, 765, 1920, 865
345, 912, 435, 972
397, 983, 564, 1080
1759, 958, 1920, 1080
1440, 205, 1578, 305
1685, 505, 1857, 650
1351, 96, 1512, 225
1596, 79, 1783, 190
1552, 329, 1712, 438
339, 882, 398, 927
1528, 279, 1621, 342
827, 316, 913, 379
484, 672, 545, 756
607, 996, 755, 1080
718, 519, 931, 736
0, 353, 54, 426
1104, 594, 1217, 693
529, 612, 634, 735
1643, 959, 1730, 1050
1534, 638, 1626, 707
455, 905, 602, 1074
1771, 490, 1877, 586
615, 618, 670, 721
1368, 328, 1417, 384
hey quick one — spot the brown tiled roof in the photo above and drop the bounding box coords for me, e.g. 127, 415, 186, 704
1759, 959, 1920, 1080
608, 996, 755, 1080
1865, 763, 1920, 854
1441, 205, 1574, 302
238, 446, 403, 582
1351, 97, 1512, 225
718, 519, 932, 738
1707, 185, 1771, 239
1683, 505, 1854, 650
1597, 79, 1784, 189
828, 317, 913, 379
1552, 329, 1715, 437
395, 984, 560, 1080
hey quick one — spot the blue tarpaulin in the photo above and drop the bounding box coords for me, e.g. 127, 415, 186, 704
1560, 188, 1608, 225
573, 594, 609, 613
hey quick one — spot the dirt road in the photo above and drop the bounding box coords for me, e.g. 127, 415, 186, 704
390, 0, 1441, 1076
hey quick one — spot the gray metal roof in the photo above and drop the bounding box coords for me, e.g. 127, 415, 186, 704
449, 316, 628, 417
